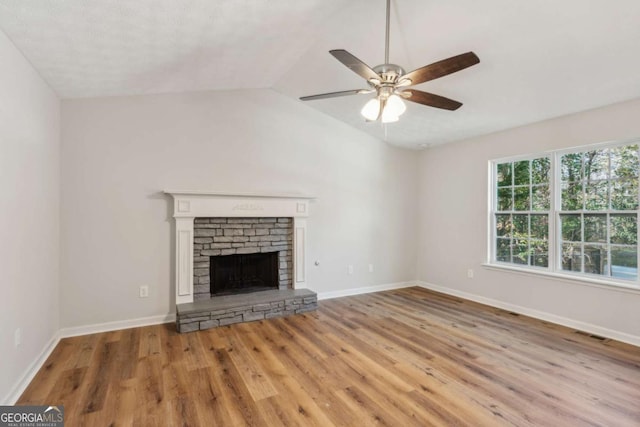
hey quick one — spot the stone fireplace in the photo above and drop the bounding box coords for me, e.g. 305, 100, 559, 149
165, 191, 317, 333
193, 217, 293, 299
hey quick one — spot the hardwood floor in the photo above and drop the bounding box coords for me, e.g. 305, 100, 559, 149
18, 287, 640, 426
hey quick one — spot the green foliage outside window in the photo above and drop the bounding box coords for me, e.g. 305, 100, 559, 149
495, 157, 550, 267
559, 145, 639, 280
494, 143, 639, 283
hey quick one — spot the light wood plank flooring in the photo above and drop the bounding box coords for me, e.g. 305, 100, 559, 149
18, 287, 640, 426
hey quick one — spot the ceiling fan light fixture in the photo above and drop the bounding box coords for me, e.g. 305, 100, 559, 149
361, 94, 406, 122
361, 98, 381, 121
386, 94, 406, 116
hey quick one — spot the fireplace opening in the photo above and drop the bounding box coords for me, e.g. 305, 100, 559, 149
210, 252, 279, 296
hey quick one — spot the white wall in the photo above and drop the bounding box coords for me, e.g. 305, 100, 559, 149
0, 31, 60, 403
417, 98, 640, 343
60, 89, 419, 328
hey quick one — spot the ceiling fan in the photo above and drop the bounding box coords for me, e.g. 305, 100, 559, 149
300, 0, 480, 123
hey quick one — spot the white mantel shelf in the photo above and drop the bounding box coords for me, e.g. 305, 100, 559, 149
164, 190, 313, 304
164, 190, 316, 199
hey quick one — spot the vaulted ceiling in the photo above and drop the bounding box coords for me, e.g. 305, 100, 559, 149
2, 0, 640, 148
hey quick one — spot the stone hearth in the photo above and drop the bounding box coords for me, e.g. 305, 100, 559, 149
176, 288, 318, 333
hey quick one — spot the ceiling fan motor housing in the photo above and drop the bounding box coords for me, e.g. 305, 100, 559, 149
373, 64, 406, 84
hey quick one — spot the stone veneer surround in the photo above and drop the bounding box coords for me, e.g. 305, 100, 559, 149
193, 217, 293, 300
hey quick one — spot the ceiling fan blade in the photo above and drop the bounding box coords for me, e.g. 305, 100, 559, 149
299, 89, 371, 101
402, 89, 463, 111
329, 49, 381, 82
400, 52, 479, 86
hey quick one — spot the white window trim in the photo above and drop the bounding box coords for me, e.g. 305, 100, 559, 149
487, 138, 640, 292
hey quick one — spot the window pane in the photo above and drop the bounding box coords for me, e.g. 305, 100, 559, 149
562, 243, 582, 272
584, 214, 607, 243
611, 214, 637, 245
498, 187, 513, 211
513, 214, 528, 236
584, 180, 608, 210
497, 163, 512, 187
513, 239, 529, 265
496, 238, 511, 262
514, 161, 530, 185
611, 246, 638, 280
532, 185, 550, 210
561, 214, 582, 242
531, 240, 548, 267
530, 214, 548, 239
561, 182, 583, 210
584, 149, 609, 181
561, 153, 582, 182
610, 144, 639, 179
514, 187, 530, 210
611, 179, 639, 210
584, 244, 607, 276
531, 157, 550, 184
496, 214, 512, 237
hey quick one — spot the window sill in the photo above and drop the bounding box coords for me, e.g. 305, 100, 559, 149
482, 263, 640, 295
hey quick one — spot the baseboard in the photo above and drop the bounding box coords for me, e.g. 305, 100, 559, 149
3, 331, 61, 405
416, 281, 640, 347
316, 281, 414, 301
59, 313, 176, 338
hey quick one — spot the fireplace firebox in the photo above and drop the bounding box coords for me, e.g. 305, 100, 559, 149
210, 252, 279, 296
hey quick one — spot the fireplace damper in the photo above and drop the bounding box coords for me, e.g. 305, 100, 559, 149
210, 252, 279, 296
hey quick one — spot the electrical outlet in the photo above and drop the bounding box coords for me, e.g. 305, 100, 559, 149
467, 269, 474, 279
14, 328, 21, 348
139, 285, 149, 298
368, 264, 374, 273
348, 265, 354, 275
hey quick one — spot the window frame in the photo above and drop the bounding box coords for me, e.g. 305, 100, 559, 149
492, 155, 552, 269
488, 139, 640, 290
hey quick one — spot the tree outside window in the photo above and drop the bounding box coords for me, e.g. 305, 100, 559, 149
491, 142, 639, 285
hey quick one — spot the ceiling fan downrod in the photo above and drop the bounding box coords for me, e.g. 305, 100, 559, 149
384, 0, 391, 65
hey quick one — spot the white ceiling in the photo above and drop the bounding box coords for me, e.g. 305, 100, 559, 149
1, 0, 640, 149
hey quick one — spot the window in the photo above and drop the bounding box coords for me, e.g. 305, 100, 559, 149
495, 157, 550, 267
559, 145, 638, 279
490, 141, 640, 286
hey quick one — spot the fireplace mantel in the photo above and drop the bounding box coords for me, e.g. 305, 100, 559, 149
164, 190, 314, 304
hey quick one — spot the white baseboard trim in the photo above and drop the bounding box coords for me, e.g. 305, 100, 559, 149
59, 313, 176, 339
316, 281, 414, 301
416, 281, 640, 347
3, 332, 61, 405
